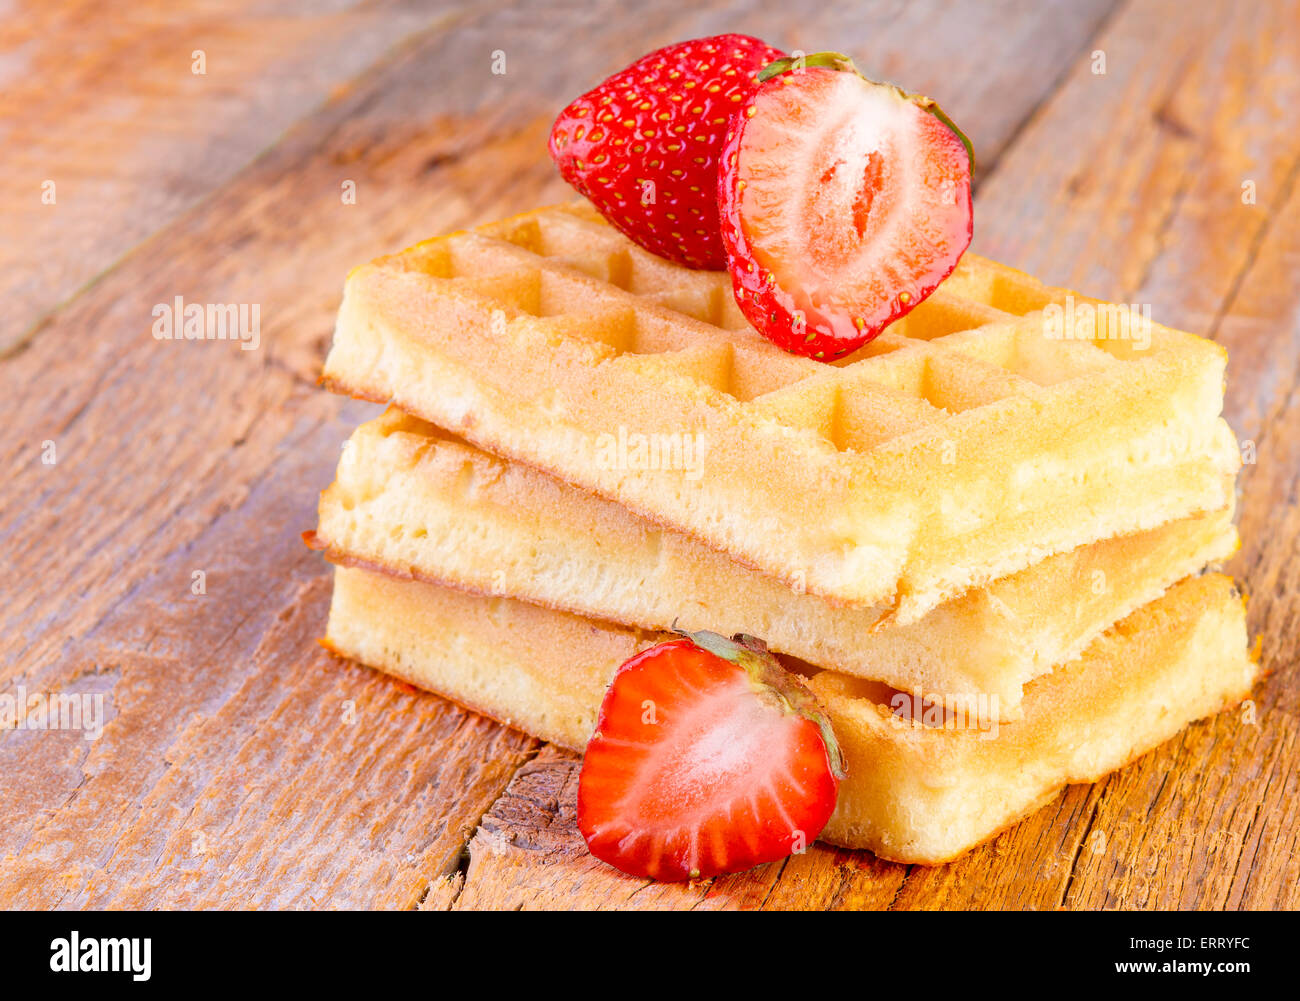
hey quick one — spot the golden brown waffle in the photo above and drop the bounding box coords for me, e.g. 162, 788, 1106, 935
323, 566, 1256, 865
322, 202, 1240, 614
314, 408, 1239, 720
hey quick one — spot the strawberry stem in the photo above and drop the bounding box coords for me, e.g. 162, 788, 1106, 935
673, 627, 847, 780
757, 51, 856, 82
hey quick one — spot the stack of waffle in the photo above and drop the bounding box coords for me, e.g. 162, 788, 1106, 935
312, 202, 1255, 865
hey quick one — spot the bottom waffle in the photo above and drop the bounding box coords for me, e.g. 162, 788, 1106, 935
322, 565, 1256, 865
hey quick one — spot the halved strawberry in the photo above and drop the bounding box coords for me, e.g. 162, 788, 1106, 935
719, 53, 974, 359
548, 34, 784, 269
577, 629, 845, 882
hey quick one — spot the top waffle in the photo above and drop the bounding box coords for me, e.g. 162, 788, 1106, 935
322, 202, 1240, 613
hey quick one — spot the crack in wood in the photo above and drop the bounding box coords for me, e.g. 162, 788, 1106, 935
1206, 150, 1300, 345
1059, 787, 1106, 910
885, 865, 913, 911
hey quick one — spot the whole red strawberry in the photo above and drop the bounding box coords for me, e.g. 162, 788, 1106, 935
719, 52, 974, 359
548, 34, 785, 269
577, 629, 845, 882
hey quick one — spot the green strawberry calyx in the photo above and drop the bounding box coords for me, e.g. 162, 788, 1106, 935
674, 626, 847, 779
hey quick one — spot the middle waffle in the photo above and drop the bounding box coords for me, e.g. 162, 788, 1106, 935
313, 408, 1238, 721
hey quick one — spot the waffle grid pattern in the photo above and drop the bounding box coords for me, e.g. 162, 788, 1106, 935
379, 202, 1192, 458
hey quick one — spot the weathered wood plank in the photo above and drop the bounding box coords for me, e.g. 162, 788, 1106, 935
0, 0, 447, 355
972, 0, 1300, 335
0, 391, 543, 908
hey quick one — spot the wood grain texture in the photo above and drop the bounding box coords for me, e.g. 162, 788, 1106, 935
0, 0, 443, 355
1, 0, 1294, 909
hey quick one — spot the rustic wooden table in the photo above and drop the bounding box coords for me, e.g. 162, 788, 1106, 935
2, 0, 1296, 910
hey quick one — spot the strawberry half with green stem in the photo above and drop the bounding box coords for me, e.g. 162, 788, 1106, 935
548, 33, 784, 269
719, 52, 974, 359
577, 628, 845, 882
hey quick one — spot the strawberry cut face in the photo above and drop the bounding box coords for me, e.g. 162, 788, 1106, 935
720, 61, 974, 359
577, 634, 842, 882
